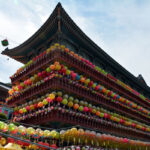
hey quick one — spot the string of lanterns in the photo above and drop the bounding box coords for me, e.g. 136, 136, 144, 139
10, 43, 150, 105
6, 43, 150, 149
7, 61, 150, 119
0, 121, 150, 149
13, 90, 150, 132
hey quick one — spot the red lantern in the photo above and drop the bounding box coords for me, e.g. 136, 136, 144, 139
34, 103, 38, 109
88, 107, 92, 113
16, 140, 24, 146
88, 81, 93, 87
56, 96, 63, 103
131, 123, 136, 128
43, 142, 49, 150
23, 140, 30, 147
24, 80, 28, 85
26, 106, 30, 111
107, 91, 113, 97
113, 94, 118, 100
38, 72, 42, 78
104, 113, 108, 118
47, 97, 52, 103
50, 144, 57, 149
95, 85, 100, 91
18, 85, 23, 90
7, 137, 15, 143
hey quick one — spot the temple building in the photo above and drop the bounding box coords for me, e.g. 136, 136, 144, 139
1, 3, 150, 149
0, 82, 13, 119
2, 3, 150, 100
0, 82, 11, 104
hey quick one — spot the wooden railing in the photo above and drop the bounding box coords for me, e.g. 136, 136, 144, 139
8, 76, 150, 125
20, 107, 150, 141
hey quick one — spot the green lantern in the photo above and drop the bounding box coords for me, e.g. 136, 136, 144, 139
1, 39, 9, 46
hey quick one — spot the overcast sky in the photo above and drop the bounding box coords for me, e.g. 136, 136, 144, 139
0, 0, 150, 86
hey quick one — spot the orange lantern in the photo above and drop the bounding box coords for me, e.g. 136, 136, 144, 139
38, 102, 43, 108
50, 64, 55, 70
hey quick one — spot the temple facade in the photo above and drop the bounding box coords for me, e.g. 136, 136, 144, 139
1, 3, 150, 149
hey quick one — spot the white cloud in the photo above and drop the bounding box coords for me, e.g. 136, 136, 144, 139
61, 0, 150, 86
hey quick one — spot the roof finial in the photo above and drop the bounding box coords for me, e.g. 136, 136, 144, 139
57, 2, 62, 8
57, 2, 61, 32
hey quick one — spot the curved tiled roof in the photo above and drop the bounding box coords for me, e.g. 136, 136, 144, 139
1, 2, 150, 97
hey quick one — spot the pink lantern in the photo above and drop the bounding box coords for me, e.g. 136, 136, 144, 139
83, 107, 89, 112
123, 138, 128, 143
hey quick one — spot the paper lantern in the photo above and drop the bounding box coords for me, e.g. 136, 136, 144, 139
46, 67, 51, 72
100, 112, 104, 118
18, 85, 22, 90
7, 137, 15, 144
56, 96, 63, 103
92, 83, 97, 88
57, 91, 63, 96
62, 98, 68, 105
92, 109, 96, 114
46, 97, 52, 103
49, 93, 55, 100
101, 88, 107, 94
64, 48, 69, 52
68, 101, 73, 107
85, 78, 90, 85
1, 39, 9, 46
104, 113, 109, 118
50, 64, 55, 70
43, 130, 50, 137
76, 74, 80, 80
78, 106, 83, 112
3, 123, 8, 132
119, 97, 125, 102
68, 96, 74, 101
38, 102, 43, 108
88, 81, 93, 87
94, 85, 100, 91
96, 111, 100, 116
55, 64, 61, 70
22, 108, 27, 113
43, 99, 48, 105
66, 70, 71, 75
74, 104, 79, 110
113, 94, 118, 100
19, 109, 23, 114
27, 79, 32, 85
80, 77, 85, 83
123, 138, 128, 143
71, 72, 77, 78
26, 106, 30, 111
83, 107, 89, 112
38, 72, 42, 78
30, 105, 35, 110
18, 126, 26, 135
27, 127, 35, 135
